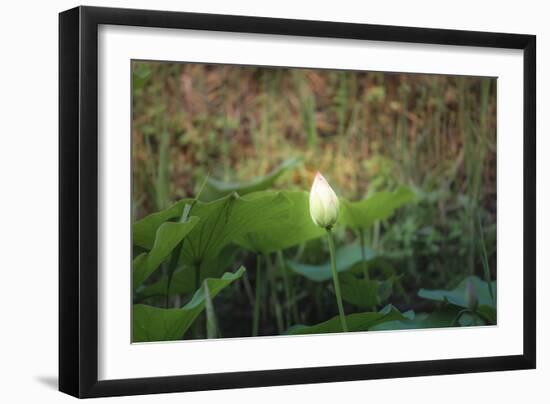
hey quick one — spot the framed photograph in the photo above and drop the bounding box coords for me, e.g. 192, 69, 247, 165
59, 6, 536, 398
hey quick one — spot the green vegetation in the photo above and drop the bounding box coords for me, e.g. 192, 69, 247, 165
131, 61, 496, 342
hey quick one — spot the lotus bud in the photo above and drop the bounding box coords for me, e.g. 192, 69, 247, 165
464, 278, 478, 310
309, 171, 340, 229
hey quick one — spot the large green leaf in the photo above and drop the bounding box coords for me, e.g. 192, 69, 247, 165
418, 276, 496, 309
287, 243, 376, 282
286, 305, 413, 335
236, 191, 325, 254
133, 200, 193, 249
132, 217, 200, 288
418, 276, 496, 325
370, 306, 461, 331
138, 246, 239, 299
133, 267, 245, 342
200, 158, 301, 201
339, 186, 416, 230
133, 191, 293, 263
339, 273, 399, 308
182, 192, 292, 264
477, 305, 497, 324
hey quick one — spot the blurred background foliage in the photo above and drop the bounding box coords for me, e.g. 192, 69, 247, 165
131, 61, 496, 339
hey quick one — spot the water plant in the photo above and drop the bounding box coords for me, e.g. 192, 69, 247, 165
309, 171, 348, 332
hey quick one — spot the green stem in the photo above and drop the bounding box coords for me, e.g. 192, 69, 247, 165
372, 221, 380, 250
265, 253, 284, 334
204, 282, 220, 339
194, 263, 201, 292
358, 229, 369, 281
278, 251, 292, 327
326, 228, 348, 332
192, 262, 202, 339
165, 242, 183, 308
477, 212, 495, 304
252, 255, 262, 337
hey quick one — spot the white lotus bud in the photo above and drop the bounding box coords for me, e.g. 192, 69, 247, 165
309, 171, 340, 229
464, 278, 478, 310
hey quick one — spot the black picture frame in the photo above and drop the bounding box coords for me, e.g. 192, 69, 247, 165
59, 5, 536, 398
